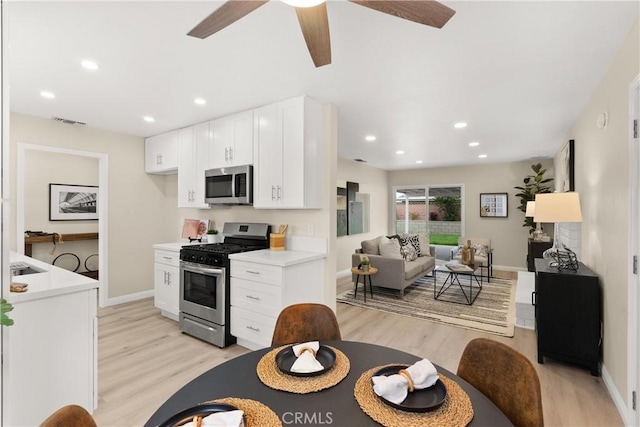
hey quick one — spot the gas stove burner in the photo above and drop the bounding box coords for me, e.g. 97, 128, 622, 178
187, 243, 261, 254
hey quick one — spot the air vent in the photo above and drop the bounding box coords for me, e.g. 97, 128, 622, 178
51, 116, 86, 126
354, 158, 367, 163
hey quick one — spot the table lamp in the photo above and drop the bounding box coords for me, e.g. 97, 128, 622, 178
526, 201, 548, 241
533, 192, 583, 269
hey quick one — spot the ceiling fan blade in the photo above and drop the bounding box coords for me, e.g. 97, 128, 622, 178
188, 0, 269, 39
349, 0, 455, 29
295, 4, 332, 68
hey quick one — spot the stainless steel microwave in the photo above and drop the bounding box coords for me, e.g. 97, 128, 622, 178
205, 165, 253, 205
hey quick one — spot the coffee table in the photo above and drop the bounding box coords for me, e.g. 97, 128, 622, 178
433, 262, 482, 305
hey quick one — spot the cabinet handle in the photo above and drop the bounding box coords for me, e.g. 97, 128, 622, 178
166, 272, 171, 285
157, 154, 162, 165
162, 256, 172, 260
246, 295, 260, 301
277, 185, 281, 200
246, 270, 261, 275
531, 291, 536, 306
229, 147, 233, 161
271, 185, 275, 201
225, 147, 228, 161
163, 271, 167, 284
246, 325, 260, 332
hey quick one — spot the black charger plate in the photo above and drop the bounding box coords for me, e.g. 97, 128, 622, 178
157, 403, 241, 427
372, 365, 447, 412
275, 345, 336, 377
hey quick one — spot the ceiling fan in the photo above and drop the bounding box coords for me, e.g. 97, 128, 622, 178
188, 0, 455, 68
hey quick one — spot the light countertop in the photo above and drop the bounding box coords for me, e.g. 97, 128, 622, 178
228, 249, 325, 267
153, 241, 203, 252
8, 252, 99, 304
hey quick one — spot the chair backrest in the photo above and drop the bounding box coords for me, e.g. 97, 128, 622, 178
40, 404, 97, 427
458, 236, 492, 249
271, 303, 342, 346
457, 338, 543, 427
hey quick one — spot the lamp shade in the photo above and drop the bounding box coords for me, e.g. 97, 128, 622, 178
534, 192, 583, 223
525, 201, 536, 217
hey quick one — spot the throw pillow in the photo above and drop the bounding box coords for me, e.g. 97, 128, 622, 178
403, 234, 422, 257
401, 243, 418, 261
418, 233, 430, 256
474, 244, 490, 258
379, 237, 403, 259
361, 236, 382, 255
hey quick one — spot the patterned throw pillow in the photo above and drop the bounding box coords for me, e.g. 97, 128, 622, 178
400, 234, 421, 257
474, 244, 490, 258
401, 243, 419, 261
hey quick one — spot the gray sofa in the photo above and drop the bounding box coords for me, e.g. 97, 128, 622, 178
352, 235, 436, 297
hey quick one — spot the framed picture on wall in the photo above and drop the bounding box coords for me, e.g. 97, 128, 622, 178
559, 139, 575, 192
49, 183, 98, 221
480, 193, 508, 217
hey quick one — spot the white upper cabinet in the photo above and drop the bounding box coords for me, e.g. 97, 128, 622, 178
178, 123, 210, 209
253, 96, 324, 209
209, 110, 254, 169
145, 130, 178, 174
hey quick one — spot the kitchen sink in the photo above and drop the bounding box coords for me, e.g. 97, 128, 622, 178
10, 262, 46, 276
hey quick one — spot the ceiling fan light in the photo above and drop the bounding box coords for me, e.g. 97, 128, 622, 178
281, 0, 325, 8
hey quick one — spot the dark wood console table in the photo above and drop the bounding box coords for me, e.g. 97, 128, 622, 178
527, 239, 553, 272
24, 232, 99, 257
534, 258, 601, 375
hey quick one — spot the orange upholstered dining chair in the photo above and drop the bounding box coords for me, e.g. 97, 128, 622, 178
271, 303, 342, 346
457, 338, 544, 427
40, 404, 97, 427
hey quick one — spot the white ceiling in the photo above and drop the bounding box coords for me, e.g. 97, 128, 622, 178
6, 1, 639, 170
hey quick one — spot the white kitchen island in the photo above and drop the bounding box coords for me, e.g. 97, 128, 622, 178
4, 252, 99, 426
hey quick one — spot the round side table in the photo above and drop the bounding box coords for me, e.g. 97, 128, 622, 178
351, 266, 378, 302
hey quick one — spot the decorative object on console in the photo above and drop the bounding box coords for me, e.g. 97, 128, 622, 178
479, 193, 508, 217
534, 192, 583, 270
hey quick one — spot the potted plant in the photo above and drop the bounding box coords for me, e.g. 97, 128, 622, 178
206, 229, 220, 244
360, 256, 371, 272
514, 163, 554, 234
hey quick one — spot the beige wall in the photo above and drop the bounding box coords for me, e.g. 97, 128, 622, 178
10, 113, 174, 299
557, 19, 639, 408
24, 150, 99, 269
335, 157, 389, 273
388, 159, 554, 269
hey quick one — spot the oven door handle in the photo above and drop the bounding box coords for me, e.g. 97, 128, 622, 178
183, 264, 224, 276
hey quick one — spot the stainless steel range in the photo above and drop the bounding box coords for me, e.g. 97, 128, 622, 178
179, 222, 270, 347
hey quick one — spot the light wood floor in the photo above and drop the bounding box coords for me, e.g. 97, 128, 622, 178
93, 272, 622, 427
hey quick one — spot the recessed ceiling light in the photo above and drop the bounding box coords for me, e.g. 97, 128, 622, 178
40, 91, 55, 99
454, 122, 468, 129
194, 98, 206, 106
396, 150, 405, 155
478, 154, 488, 159
81, 60, 99, 70
365, 135, 376, 142
469, 141, 480, 147
143, 116, 155, 123
416, 160, 423, 164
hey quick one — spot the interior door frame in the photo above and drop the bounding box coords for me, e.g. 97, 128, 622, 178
628, 74, 639, 426
16, 143, 109, 307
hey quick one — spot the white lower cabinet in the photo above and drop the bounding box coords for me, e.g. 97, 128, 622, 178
229, 253, 325, 350
154, 248, 181, 320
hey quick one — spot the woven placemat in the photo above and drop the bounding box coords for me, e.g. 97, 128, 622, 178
256, 345, 350, 394
210, 397, 282, 427
354, 365, 474, 427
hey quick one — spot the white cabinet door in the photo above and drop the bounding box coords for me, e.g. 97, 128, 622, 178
145, 130, 178, 174
253, 96, 323, 209
178, 125, 210, 209
210, 110, 253, 169
154, 249, 181, 320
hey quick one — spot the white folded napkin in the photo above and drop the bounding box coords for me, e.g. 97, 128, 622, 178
290, 341, 324, 373
180, 410, 244, 427
372, 359, 439, 404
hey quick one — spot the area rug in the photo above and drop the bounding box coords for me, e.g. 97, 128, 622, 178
337, 274, 516, 337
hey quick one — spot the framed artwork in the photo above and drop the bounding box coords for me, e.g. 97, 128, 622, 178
182, 219, 209, 240
559, 139, 575, 192
49, 184, 98, 221
480, 193, 508, 218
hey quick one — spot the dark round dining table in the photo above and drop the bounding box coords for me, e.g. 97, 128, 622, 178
145, 340, 512, 426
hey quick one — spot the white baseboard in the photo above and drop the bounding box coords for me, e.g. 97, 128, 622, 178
336, 269, 352, 279
103, 289, 154, 307
602, 364, 630, 425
